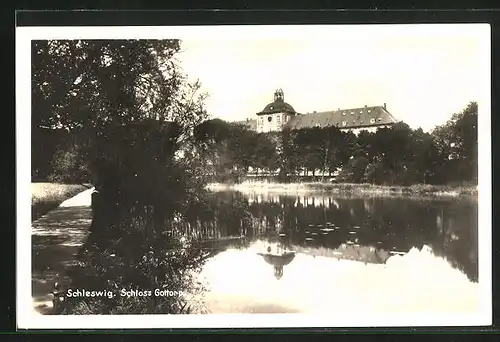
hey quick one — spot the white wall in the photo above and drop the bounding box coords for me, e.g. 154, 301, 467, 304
257, 112, 287, 133
341, 125, 390, 135
255, 119, 391, 134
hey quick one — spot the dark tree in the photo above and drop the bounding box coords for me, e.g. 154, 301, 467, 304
432, 102, 478, 184
33, 40, 211, 314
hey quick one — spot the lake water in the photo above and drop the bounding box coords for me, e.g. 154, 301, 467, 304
176, 190, 479, 315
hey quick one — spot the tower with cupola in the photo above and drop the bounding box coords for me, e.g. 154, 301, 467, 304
256, 89, 297, 133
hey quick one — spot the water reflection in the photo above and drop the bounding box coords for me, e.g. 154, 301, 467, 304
173, 190, 480, 314
195, 240, 479, 314
257, 244, 296, 279
176, 190, 478, 284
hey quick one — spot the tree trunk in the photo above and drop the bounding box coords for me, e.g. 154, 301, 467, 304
322, 144, 329, 182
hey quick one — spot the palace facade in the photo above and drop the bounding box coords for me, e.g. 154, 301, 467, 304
236, 89, 398, 135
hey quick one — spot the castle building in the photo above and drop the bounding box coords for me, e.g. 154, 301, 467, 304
237, 89, 398, 135
255, 88, 297, 133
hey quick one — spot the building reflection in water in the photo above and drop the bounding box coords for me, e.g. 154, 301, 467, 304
195, 239, 478, 314
257, 243, 296, 279
172, 190, 478, 283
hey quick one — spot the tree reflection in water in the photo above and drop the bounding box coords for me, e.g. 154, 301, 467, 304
170, 190, 478, 283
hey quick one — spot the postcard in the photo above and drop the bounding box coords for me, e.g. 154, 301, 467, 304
17, 22, 491, 329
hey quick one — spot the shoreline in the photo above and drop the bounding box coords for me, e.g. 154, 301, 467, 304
206, 181, 478, 198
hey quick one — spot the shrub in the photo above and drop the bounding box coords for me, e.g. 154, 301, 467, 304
336, 156, 370, 183
53, 120, 213, 314
55, 232, 209, 314
48, 145, 90, 184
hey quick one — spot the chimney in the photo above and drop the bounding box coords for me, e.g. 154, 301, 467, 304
383, 103, 386, 110
365, 105, 367, 108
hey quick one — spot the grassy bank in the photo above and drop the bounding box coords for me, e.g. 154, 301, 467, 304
31, 182, 93, 221
206, 181, 478, 198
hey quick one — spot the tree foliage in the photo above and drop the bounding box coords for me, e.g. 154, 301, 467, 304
432, 102, 478, 183
32, 39, 209, 182
197, 102, 478, 186
33, 39, 212, 314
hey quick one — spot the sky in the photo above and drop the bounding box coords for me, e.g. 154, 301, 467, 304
176, 24, 489, 132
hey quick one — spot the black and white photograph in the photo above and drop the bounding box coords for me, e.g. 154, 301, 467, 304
17, 24, 491, 329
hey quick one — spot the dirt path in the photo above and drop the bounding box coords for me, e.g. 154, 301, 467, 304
31, 187, 94, 314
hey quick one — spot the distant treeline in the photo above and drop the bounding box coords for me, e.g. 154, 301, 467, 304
193, 102, 478, 186
33, 101, 477, 187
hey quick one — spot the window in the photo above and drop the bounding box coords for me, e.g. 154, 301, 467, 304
277, 116, 281, 124
370, 118, 375, 124
359, 111, 362, 114
268, 116, 272, 122
342, 121, 347, 126
350, 111, 354, 114
270, 106, 274, 110
378, 117, 382, 121
368, 109, 371, 113
342, 112, 346, 116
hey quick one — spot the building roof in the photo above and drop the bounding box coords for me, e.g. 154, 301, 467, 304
257, 88, 296, 115
284, 105, 397, 131
258, 100, 296, 115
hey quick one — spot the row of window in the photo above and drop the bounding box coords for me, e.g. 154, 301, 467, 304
257, 115, 381, 128
342, 109, 372, 116
259, 116, 382, 127
342, 118, 381, 126
259, 115, 290, 124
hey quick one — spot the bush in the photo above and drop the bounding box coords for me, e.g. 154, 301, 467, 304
55, 232, 209, 314
32, 128, 69, 182
52, 120, 213, 314
336, 156, 370, 183
48, 146, 90, 184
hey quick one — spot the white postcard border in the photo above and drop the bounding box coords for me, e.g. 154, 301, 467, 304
16, 24, 492, 329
